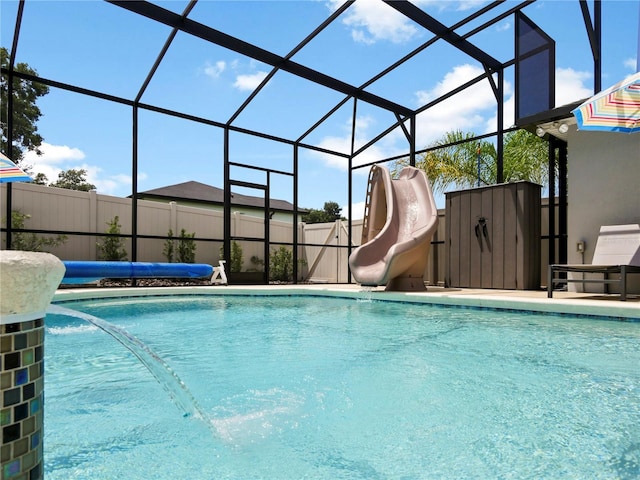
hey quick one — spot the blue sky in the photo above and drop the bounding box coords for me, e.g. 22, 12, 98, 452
2, 0, 639, 217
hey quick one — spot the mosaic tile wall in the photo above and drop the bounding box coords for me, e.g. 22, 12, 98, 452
1, 318, 44, 480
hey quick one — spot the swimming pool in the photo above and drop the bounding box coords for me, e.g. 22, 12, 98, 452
45, 293, 640, 479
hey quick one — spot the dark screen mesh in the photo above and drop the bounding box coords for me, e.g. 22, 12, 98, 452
516, 12, 555, 121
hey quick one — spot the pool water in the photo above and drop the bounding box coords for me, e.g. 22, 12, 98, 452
45, 295, 640, 479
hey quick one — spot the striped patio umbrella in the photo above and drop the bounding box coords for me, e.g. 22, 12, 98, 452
572, 71, 640, 133
0, 152, 32, 183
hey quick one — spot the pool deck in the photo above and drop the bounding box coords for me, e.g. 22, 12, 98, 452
54, 284, 640, 320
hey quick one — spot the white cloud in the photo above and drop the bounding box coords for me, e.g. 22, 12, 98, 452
495, 21, 511, 32
327, 0, 419, 44
483, 93, 515, 133
312, 114, 405, 171
22, 142, 85, 183
23, 142, 85, 165
623, 57, 637, 71
344, 201, 366, 221
203, 58, 269, 91
353, 142, 389, 169
456, 0, 487, 11
313, 64, 514, 169
555, 67, 592, 105
482, 68, 592, 131
311, 63, 593, 176
464, 66, 593, 134
203, 60, 226, 79
314, 135, 390, 171
326, 0, 496, 43
314, 136, 351, 168
22, 142, 136, 196
82, 167, 137, 195
234, 71, 268, 91
415, 64, 511, 142
415, 65, 593, 141
416, 64, 496, 108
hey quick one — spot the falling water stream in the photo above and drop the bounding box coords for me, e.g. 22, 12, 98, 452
357, 286, 374, 302
46, 304, 216, 435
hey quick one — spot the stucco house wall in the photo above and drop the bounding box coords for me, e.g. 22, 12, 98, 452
565, 126, 640, 293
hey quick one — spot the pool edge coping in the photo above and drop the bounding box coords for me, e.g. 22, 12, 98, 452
53, 285, 640, 320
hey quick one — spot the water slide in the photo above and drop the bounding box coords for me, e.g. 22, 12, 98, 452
349, 165, 439, 291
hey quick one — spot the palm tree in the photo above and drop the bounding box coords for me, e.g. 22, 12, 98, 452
394, 129, 550, 195
500, 129, 550, 187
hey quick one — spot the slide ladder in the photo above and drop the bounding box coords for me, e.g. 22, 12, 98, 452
360, 165, 377, 244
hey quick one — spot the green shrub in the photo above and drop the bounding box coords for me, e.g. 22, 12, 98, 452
163, 229, 175, 262
219, 241, 243, 272
177, 228, 196, 263
249, 255, 264, 272
5, 210, 67, 252
269, 246, 306, 282
97, 216, 127, 261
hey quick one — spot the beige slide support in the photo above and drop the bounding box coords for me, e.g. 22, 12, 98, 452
349, 164, 439, 291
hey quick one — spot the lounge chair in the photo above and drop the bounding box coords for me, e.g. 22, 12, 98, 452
548, 224, 640, 301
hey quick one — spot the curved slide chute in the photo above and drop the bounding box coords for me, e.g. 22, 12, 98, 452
349, 165, 438, 291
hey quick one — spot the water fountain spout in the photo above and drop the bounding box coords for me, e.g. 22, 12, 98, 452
47, 304, 218, 437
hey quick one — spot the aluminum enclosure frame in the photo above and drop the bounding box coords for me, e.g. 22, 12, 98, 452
2, 0, 602, 283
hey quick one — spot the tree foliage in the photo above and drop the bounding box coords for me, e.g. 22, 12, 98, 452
1, 47, 49, 165
501, 129, 550, 187
32, 172, 48, 185
302, 201, 345, 224
394, 129, 550, 195
49, 168, 96, 191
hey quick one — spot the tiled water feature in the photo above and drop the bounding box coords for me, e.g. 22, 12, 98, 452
1, 251, 64, 480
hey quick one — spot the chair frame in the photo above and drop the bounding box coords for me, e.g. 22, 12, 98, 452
548, 264, 640, 301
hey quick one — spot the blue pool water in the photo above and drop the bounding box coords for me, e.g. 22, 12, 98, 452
45, 295, 640, 479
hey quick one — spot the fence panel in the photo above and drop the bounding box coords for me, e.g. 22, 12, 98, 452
97, 196, 131, 235
137, 200, 172, 237
2, 183, 560, 287
175, 204, 222, 239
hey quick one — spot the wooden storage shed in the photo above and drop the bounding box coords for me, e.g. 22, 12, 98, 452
445, 181, 541, 290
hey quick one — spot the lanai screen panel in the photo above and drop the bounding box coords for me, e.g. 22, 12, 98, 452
515, 12, 555, 122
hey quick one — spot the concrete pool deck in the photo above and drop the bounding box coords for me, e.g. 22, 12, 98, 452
54, 284, 640, 321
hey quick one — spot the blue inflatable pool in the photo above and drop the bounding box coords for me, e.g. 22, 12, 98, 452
61, 261, 214, 284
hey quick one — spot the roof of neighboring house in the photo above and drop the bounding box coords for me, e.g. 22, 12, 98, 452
137, 181, 306, 213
